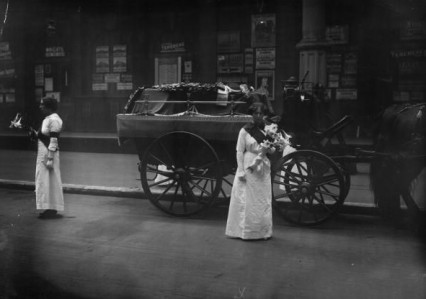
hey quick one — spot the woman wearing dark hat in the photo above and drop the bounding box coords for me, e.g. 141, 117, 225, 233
32, 96, 64, 219
225, 102, 275, 240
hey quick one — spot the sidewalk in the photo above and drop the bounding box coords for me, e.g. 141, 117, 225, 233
0, 148, 377, 215
0, 149, 143, 197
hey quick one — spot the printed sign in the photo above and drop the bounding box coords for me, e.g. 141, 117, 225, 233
255, 48, 275, 69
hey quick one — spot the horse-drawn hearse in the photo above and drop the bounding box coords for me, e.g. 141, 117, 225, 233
116, 82, 425, 230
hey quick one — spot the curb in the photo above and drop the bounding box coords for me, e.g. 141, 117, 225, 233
0, 179, 144, 199
0, 179, 379, 216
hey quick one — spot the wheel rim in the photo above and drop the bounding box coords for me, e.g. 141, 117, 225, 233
140, 131, 222, 216
272, 150, 345, 225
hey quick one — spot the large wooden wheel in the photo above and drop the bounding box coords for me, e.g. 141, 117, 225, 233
140, 131, 223, 216
271, 150, 346, 225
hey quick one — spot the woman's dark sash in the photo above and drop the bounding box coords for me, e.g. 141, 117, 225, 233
243, 123, 273, 145
37, 131, 60, 149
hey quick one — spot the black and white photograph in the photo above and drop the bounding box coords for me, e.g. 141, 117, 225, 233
0, 0, 425, 298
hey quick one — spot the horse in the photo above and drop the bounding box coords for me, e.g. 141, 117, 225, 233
370, 102, 426, 232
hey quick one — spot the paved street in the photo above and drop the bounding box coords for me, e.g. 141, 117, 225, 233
0, 188, 425, 299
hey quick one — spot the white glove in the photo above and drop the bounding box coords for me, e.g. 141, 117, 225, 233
45, 158, 53, 170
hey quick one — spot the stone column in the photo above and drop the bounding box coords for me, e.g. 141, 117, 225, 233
296, 0, 327, 87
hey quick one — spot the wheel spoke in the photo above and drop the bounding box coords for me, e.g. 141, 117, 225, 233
315, 174, 340, 186
146, 165, 173, 177
147, 176, 173, 188
272, 179, 298, 188
316, 189, 339, 200
273, 192, 291, 200
158, 141, 175, 167
148, 153, 171, 169
318, 184, 340, 200
188, 179, 213, 197
220, 187, 229, 199
295, 161, 308, 181
312, 193, 333, 213
191, 175, 218, 181
190, 161, 219, 173
197, 179, 210, 201
222, 177, 233, 187
284, 170, 305, 183
169, 181, 181, 211
153, 180, 177, 202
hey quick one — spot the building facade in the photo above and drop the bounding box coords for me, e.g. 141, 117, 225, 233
0, 0, 425, 134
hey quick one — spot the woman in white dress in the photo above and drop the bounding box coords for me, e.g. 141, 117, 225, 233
32, 97, 64, 219
225, 102, 275, 240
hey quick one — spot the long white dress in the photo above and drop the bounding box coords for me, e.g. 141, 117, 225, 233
225, 127, 273, 240
35, 113, 64, 211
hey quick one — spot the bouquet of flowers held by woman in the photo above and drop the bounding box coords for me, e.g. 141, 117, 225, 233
9, 113, 37, 140
247, 122, 293, 173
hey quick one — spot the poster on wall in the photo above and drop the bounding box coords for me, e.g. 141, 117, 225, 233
343, 53, 358, 74
326, 53, 342, 73
5, 93, 15, 103
184, 61, 192, 73
328, 74, 340, 88
117, 74, 133, 90
35, 87, 43, 100
35, 65, 44, 86
391, 48, 426, 75
160, 42, 185, 53
255, 70, 275, 101
44, 77, 53, 91
105, 73, 120, 83
326, 25, 349, 45
0, 42, 12, 60
217, 54, 243, 73
244, 48, 254, 73
399, 21, 426, 41
336, 88, 357, 100
251, 14, 276, 48
92, 73, 107, 91
217, 31, 240, 53
255, 48, 275, 69
0, 60, 15, 77
96, 46, 110, 73
113, 45, 127, 72
155, 57, 181, 85
45, 46, 65, 57
92, 83, 108, 91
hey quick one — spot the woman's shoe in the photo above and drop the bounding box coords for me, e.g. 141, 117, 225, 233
38, 209, 58, 219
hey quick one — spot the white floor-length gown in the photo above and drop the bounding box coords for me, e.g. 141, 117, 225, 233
225, 127, 273, 240
35, 113, 64, 211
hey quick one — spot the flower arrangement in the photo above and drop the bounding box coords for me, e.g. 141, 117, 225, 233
247, 123, 292, 173
153, 82, 221, 93
9, 112, 37, 140
9, 113, 24, 129
262, 123, 291, 151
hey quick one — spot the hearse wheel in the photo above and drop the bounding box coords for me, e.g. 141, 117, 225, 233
140, 131, 222, 217
272, 150, 346, 225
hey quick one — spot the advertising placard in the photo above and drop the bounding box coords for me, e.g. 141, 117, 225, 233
251, 14, 276, 48
255, 48, 275, 69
